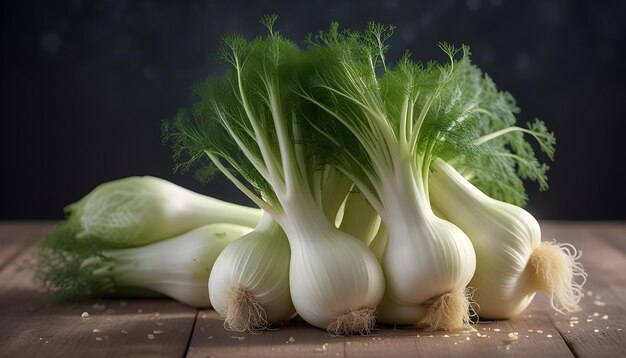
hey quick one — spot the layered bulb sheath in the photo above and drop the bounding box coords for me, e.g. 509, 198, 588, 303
81, 224, 252, 307
208, 212, 295, 332
376, 161, 476, 330
281, 198, 384, 336
429, 160, 586, 319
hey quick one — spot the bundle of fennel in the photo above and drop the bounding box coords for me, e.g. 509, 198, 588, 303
35, 17, 586, 337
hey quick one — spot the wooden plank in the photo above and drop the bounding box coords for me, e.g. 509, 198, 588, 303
540, 223, 626, 358
0, 221, 54, 271
187, 310, 345, 358
0, 223, 199, 358
186, 307, 573, 357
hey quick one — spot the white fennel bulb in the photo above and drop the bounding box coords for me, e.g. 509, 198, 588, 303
303, 28, 479, 330
80, 223, 252, 307
429, 160, 586, 319
209, 212, 295, 332
285, 205, 384, 335
68, 176, 261, 246
166, 24, 385, 336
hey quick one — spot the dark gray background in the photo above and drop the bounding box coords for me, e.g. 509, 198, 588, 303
1, 0, 624, 220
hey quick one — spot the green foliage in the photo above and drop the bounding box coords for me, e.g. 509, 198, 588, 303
164, 17, 555, 209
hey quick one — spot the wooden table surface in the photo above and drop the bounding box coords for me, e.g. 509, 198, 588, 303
0, 221, 624, 357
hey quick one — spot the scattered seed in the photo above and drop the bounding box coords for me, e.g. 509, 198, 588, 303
587, 319, 593, 322
536, 330, 543, 334
594, 329, 599, 333
602, 315, 609, 320
594, 301, 606, 307
121, 330, 128, 334
322, 343, 329, 351
586, 290, 593, 296
81, 312, 90, 318
153, 330, 164, 335
593, 312, 600, 317
201, 314, 207, 319
570, 316, 578, 321
493, 328, 501, 332
231, 336, 245, 341
547, 335, 553, 338
92, 329, 102, 333
289, 336, 295, 343
95, 337, 103, 341
444, 334, 450, 338
528, 329, 534, 332
466, 337, 470, 341
148, 334, 155, 340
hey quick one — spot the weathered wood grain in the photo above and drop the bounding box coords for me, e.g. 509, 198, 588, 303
0, 223, 198, 358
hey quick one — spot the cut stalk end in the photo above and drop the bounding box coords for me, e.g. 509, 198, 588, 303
327, 307, 376, 336
529, 241, 587, 313
418, 288, 475, 331
222, 285, 269, 333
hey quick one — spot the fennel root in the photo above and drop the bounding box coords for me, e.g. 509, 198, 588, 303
418, 288, 475, 331
327, 307, 376, 336
529, 241, 586, 313
222, 285, 269, 333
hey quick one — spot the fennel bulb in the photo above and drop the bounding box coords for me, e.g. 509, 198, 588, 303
77, 223, 252, 307
303, 25, 477, 329
429, 160, 586, 319
209, 212, 295, 332
67, 176, 261, 247
165, 17, 384, 335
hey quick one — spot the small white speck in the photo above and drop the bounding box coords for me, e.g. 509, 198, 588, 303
323, 343, 329, 351
466, 337, 470, 341
444, 334, 450, 338
148, 334, 155, 340
493, 328, 501, 332
231, 336, 245, 341
617, 328, 622, 331
570, 316, 579, 321
289, 336, 295, 343
201, 314, 207, 319
594, 329, 599, 333
92, 329, 102, 333
528, 329, 534, 332
594, 301, 606, 306
586, 290, 593, 296
95, 337, 103, 341
602, 315, 609, 320
587, 319, 593, 322
537, 330, 544, 334
81, 312, 90, 318
547, 334, 553, 338
153, 330, 164, 335
593, 312, 601, 317
121, 330, 128, 334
